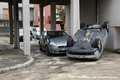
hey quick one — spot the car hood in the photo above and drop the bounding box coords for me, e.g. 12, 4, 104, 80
49, 37, 68, 47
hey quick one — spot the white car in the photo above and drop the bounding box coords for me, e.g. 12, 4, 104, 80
19, 29, 32, 42
32, 27, 46, 39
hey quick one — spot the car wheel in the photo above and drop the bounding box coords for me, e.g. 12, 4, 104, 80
33, 35, 34, 38
67, 37, 74, 47
102, 21, 109, 33
39, 43, 42, 51
92, 38, 102, 52
45, 46, 50, 55
80, 23, 86, 29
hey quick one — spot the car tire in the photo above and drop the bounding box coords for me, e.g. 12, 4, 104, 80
45, 46, 50, 55
80, 23, 86, 29
39, 44, 42, 51
102, 21, 109, 33
67, 37, 74, 47
38, 41, 42, 51
92, 38, 102, 52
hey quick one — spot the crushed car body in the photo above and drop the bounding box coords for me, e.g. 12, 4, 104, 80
67, 22, 109, 60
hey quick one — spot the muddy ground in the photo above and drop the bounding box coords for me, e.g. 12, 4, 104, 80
0, 37, 120, 80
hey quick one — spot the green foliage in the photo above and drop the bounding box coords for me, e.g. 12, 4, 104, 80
56, 5, 65, 24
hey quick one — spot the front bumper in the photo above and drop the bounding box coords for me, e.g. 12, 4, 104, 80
49, 47, 67, 54
67, 50, 101, 59
67, 53, 97, 59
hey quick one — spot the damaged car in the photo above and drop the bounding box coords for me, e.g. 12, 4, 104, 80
67, 22, 109, 60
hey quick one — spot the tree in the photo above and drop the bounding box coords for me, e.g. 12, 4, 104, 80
56, 5, 65, 25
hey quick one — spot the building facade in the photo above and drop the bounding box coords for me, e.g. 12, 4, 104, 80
34, 4, 61, 30
0, 3, 34, 27
0, 0, 120, 55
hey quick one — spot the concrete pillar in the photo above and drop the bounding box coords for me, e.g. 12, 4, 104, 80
22, 0, 31, 55
65, 4, 70, 35
50, 2, 56, 30
8, 2, 13, 44
70, 0, 80, 37
39, 4, 44, 35
13, 0, 19, 49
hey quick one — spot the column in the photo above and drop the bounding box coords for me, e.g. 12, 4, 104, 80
8, 2, 13, 44
39, 4, 44, 35
65, 4, 70, 35
70, 0, 80, 37
13, 0, 19, 49
22, 0, 30, 55
50, 2, 56, 30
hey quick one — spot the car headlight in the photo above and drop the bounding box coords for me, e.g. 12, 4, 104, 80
50, 42, 57, 47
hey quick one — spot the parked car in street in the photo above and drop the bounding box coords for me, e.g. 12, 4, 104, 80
67, 22, 109, 60
19, 29, 32, 42
32, 27, 46, 39
39, 30, 70, 55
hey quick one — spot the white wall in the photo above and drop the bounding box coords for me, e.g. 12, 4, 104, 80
99, 0, 120, 26
99, 0, 120, 49
114, 27, 120, 49
105, 27, 115, 49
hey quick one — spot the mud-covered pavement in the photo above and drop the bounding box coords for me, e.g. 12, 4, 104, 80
0, 37, 120, 80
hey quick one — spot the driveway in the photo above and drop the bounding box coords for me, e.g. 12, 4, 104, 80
0, 37, 120, 80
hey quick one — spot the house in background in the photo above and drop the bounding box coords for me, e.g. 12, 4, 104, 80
34, 4, 62, 30
0, 3, 62, 30
0, 3, 9, 27
0, 2, 34, 28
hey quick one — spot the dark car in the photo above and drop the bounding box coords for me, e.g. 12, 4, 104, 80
67, 22, 109, 60
39, 30, 70, 55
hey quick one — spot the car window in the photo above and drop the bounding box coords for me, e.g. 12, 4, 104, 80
33, 28, 36, 31
47, 31, 68, 38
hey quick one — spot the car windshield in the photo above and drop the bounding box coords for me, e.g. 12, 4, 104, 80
19, 29, 23, 33
47, 31, 68, 38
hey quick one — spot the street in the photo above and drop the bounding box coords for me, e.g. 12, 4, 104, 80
0, 37, 120, 80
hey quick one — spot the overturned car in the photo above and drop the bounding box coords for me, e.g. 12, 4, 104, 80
67, 22, 109, 60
